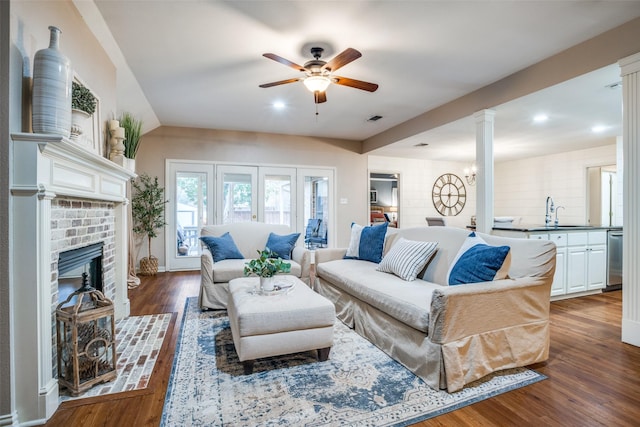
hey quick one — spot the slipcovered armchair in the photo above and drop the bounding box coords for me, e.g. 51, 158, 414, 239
199, 222, 311, 309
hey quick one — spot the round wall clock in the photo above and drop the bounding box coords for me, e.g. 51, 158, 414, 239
432, 173, 466, 216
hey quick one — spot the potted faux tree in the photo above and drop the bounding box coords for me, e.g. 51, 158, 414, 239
244, 249, 291, 291
70, 81, 96, 142
119, 112, 143, 171
131, 173, 168, 275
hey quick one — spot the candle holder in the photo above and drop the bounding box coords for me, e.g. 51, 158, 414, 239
108, 121, 126, 166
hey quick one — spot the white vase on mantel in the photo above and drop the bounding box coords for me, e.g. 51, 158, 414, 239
32, 26, 72, 138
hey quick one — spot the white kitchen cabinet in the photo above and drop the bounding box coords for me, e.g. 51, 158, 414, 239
567, 245, 588, 293
586, 232, 607, 290
551, 247, 567, 296
517, 230, 606, 298
563, 231, 607, 295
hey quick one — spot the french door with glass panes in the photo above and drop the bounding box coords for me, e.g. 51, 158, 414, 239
166, 162, 330, 271
259, 167, 296, 227
216, 165, 296, 226
166, 162, 214, 271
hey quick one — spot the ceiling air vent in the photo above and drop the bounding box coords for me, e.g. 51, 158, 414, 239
414, 143, 429, 147
606, 81, 622, 89
367, 115, 383, 122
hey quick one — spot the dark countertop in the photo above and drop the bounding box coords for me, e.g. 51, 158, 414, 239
491, 224, 623, 232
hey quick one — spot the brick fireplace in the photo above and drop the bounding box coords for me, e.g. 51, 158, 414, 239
10, 133, 135, 420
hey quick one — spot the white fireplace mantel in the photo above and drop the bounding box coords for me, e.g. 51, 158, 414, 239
11, 132, 135, 201
10, 133, 136, 422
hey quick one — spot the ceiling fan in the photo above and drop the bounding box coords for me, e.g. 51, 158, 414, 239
259, 47, 379, 104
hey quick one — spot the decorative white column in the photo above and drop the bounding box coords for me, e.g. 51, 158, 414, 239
114, 198, 131, 318
620, 52, 640, 347
10, 184, 59, 422
35, 188, 59, 418
474, 109, 496, 234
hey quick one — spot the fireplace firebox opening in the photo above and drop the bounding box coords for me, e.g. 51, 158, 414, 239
58, 242, 104, 305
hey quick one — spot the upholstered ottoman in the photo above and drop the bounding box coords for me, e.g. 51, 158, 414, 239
228, 276, 335, 374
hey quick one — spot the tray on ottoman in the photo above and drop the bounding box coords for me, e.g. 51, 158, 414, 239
228, 276, 335, 374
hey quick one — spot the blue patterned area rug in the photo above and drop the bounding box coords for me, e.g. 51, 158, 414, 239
161, 297, 545, 426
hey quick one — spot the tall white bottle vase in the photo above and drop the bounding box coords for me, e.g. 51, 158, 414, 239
32, 26, 72, 137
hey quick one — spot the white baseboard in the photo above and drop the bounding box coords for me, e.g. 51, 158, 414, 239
0, 411, 18, 427
622, 318, 640, 347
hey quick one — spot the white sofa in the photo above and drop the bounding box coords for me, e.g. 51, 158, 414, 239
199, 222, 311, 310
314, 226, 556, 392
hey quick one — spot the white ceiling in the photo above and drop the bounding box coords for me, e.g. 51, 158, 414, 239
89, 1, 640, 162
373, 64, 623, 162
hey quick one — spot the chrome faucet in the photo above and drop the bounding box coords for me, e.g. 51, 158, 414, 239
545, 196, 555, 226
554, 206, 564, 226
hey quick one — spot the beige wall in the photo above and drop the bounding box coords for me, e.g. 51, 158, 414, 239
10, 0, 116, 142
135, 126, 368, 268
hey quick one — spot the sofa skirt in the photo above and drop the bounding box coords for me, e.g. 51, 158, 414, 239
315, 276, 446, 390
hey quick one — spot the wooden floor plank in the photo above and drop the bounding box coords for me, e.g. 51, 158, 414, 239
43, 272, 640, 426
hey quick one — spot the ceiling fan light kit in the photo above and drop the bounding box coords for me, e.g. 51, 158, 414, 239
303, 75, 331, 92
260, 46, 378, 105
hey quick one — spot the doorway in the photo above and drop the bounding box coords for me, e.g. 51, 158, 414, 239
369, 172, 400, 228
299, 168, 334, 249
587, 164, 619, 227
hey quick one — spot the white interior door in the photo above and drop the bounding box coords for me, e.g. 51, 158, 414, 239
166, 161, 214, 271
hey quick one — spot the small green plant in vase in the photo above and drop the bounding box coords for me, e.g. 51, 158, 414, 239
244, 248, 291, 291
119, 112, 143, 159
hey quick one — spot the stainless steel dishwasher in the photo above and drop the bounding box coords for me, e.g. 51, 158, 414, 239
606, 230, 623, 291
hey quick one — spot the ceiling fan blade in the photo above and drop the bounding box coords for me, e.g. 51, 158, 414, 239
263, 53, 307, 72
314, 91, 327, 104
332, 76, 379, 92
259, 78, 301, 88
322, 48, 361, 72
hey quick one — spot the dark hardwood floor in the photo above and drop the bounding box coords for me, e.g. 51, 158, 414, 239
44, 271, 640, 426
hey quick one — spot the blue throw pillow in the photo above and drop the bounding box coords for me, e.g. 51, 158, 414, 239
344, 222, 388, 263
448, 233, 510, 285
200, 233, 244, 262
265, 232, 300, 260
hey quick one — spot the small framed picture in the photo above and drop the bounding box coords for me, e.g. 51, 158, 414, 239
71, 74, 103, 157
370, 190, 377, 203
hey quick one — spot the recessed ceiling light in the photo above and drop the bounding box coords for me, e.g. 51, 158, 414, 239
533, 114, 548, 123
272, 101, 285, 109
591, 125, 607, 133
414, 143, 429, 147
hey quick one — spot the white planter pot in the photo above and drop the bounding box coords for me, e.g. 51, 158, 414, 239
123, 158, 136, 172
70, 109, 91, 141
260, 276, 275, 292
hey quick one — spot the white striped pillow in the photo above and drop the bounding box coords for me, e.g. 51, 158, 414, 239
377, 238, 438, 281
